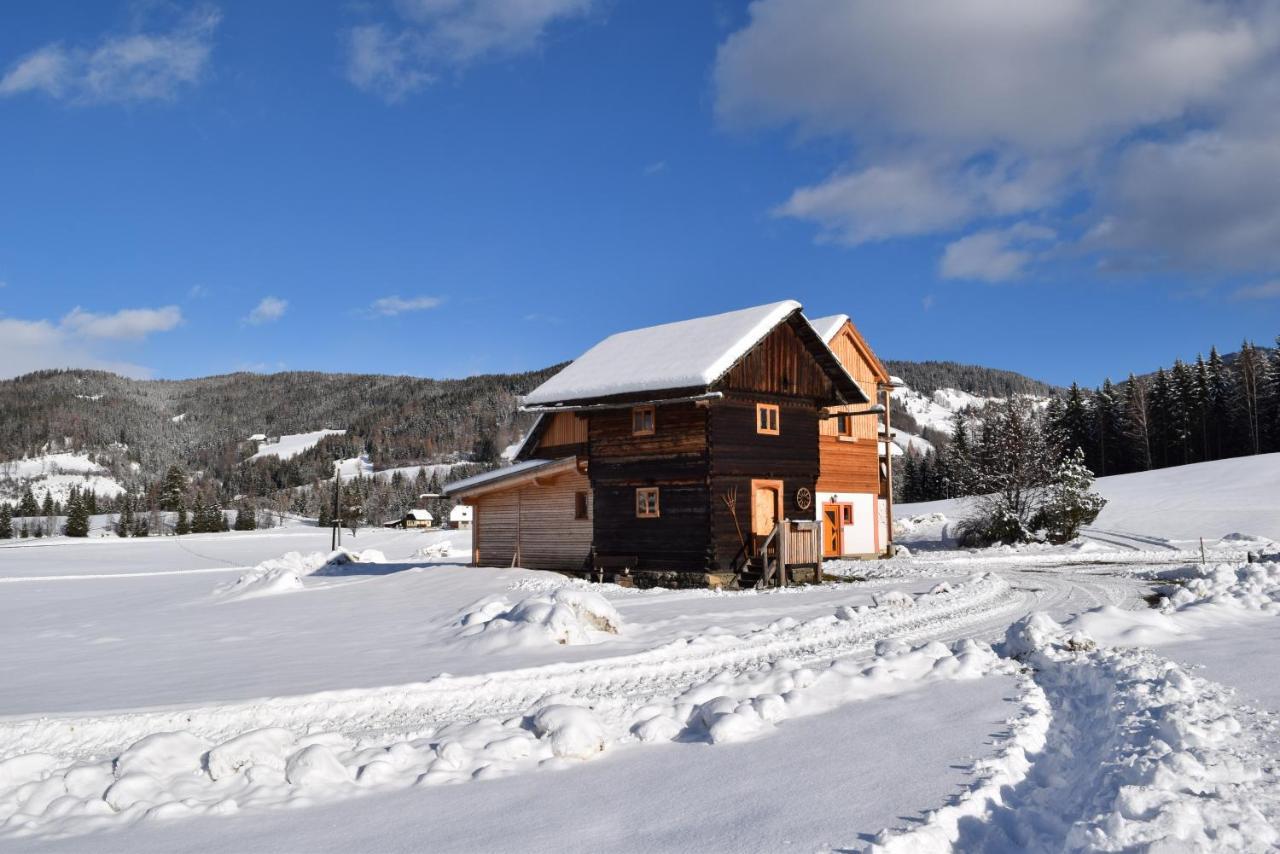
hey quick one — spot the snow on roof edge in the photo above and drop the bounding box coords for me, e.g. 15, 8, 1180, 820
522, 300, 803, 406
807, 313, 850, 344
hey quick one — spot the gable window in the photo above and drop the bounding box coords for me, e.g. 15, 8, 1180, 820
837, 413, 855, 439
756, 403, 780, 435
635, 487, 660, 518
574, 491, 589, 520
632, 405, 655, 436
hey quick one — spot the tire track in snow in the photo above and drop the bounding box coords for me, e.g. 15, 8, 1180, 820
0, 574, 1028, 762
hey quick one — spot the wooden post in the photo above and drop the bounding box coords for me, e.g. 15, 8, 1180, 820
778, 521, 787, 587
881, 386, 895, 556
1200, 537, 1206, 566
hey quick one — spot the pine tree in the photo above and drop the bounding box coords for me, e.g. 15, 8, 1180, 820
233, 502, 257, 531
1149, 369, 1173, 468
131, 509, 149, 537
84, 489, 98, 515
190, 496, 208, 533
1238, 341, 1264, 456
318, 496, 332, 529
1194, 355, 1211, 461
19, 486, 37, 518
1092, 379, 1122, 476
1265, 336, 1280, 453
114, 494, 135, 537
175, 503, 190, 535
1170, 360, 1195, 465
64, 491, 90, 537
1033, 447, 1107, 544
0, 504, 12, 539
1207, 347, 1234, 460
159, 465, 189, 511
948, 412, 976, 496
1059, 383, 1092, 460
40, 490, 54, 518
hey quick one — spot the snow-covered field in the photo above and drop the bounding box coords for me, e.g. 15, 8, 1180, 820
2, 456, 1280, 851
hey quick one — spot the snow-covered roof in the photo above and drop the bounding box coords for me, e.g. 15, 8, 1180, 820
247, 433, 267, 442
406, 509, 433, 521
444, 457, 576, 497
808, 313, 849, 344
449, 505, 473, 522
522, 301, 805, 406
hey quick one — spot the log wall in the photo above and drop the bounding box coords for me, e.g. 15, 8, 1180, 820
708, 396, 820, 570
588, 402, 712, 571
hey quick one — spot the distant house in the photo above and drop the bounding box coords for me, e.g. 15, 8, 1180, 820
449, 505, 473, 529
446, 300, 890, 588
403, 509, 433, 528
247, 433, 267, 443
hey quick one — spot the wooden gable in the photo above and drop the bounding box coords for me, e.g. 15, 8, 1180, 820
717, 316, 840, 401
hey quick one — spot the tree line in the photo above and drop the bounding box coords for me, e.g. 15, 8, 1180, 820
900, 339, 1280, 504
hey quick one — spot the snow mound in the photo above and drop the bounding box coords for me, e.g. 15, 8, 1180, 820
456, 589, 622, 648
531, 705, 607, 760
213, 549, 385, 600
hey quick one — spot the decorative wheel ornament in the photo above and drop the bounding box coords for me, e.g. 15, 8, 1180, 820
795, 487, 813, 511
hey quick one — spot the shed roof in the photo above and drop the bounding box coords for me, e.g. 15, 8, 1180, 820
406, 509, 433, 521
443, 457, 578, 498
522, 300, 865, 408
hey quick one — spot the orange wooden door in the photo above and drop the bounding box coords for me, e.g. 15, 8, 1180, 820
752, 481, 781, 536
822, 504, 842, 557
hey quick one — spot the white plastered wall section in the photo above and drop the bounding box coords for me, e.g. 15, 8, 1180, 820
817, 490, 880, 556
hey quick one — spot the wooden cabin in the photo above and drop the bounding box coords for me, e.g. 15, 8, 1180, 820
446, 300, 872, 588
403, 508, 433, 528
808, 315, 895, 559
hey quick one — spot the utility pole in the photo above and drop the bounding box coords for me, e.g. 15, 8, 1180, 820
331, 462, 342, 550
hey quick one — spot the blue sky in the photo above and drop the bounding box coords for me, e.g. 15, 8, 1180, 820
1, 1, 1278, 388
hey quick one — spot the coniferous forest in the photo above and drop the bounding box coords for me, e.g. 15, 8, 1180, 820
898, 340, 1280, 504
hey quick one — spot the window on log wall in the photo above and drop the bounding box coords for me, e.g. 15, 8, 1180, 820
635, 487, 660, 518
632, 405, 655, 436
756, 403, 780, 435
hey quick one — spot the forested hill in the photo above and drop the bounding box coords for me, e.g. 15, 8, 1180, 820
1, 358, 1057, 500
883, 360, 1059, 398
0, 366, 563, 490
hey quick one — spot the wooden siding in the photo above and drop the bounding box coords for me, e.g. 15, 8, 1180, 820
527, 412, 588, 460
719, 321, 836, 402
820, 327, 882, 441
707, 397, 820, 570
471, 468, 592, 571
816, 435, 879, 493
588, 401, 712, 571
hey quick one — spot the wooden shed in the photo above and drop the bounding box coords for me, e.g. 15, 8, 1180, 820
445, 457, 592, 571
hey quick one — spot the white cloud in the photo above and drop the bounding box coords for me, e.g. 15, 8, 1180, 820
715, 0, 1280, 276
1230, 280, 1280, 300
0, 7, 221, 104
0, 306, 183, 379
941, 223, 1056, 282
776, 162, 974, 245
644, 160, 667, 176
369, 295, 443, 316
344, 0, 593, 102
61, 305, 183, 339
245, 296, 288, 325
